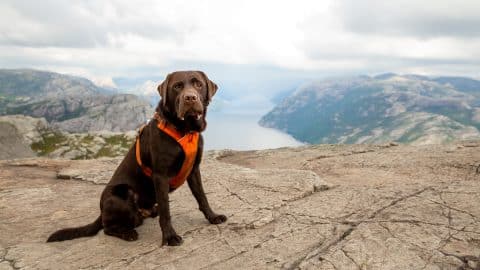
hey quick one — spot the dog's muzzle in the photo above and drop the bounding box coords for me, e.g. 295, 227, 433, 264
176, 89, 204, 121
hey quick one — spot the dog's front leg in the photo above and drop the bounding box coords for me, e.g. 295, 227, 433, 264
187, 167, 227, 224
152, 174, 183, 246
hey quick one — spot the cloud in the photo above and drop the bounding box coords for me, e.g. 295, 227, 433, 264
297, 0, 480, 76
0, 0, 178, 48
334, 0, 480, 38
0, 0, 479, 81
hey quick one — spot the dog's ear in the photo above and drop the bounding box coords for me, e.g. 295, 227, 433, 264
157, 73, 172, 106
197, 71, 218, 103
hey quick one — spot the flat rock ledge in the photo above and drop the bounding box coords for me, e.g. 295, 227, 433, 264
1, 142, 480, 269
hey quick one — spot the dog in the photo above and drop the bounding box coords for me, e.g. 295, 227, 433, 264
47, 71, 227, 246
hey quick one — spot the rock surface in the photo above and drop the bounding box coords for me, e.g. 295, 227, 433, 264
1, 142, 480, 269
0, 115, 49, 159
0, 121, 35, 160
0, 115, 49, 145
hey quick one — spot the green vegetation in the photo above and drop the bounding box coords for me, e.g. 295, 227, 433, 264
5, 102, 42, 116
81, 135, 95, 144
104, 135, 132, 148
94, 146, 116, 159
29, 131, 134, 159
93, 135, 133, 158
30, 132, 68, 156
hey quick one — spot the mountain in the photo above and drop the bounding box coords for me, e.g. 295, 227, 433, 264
259, 74, 480, 145
0, 69, 153, 132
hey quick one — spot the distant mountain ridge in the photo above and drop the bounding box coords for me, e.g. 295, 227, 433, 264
260, 73, 480, 145
0, 69, 153, 132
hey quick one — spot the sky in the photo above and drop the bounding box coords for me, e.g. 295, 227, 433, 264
1, 0, 479, 149
1, 0, 479, 87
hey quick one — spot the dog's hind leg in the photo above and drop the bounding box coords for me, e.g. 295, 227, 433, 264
101, 184, 143, 241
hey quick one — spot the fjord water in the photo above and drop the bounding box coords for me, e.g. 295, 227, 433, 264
203, 113, 303, 150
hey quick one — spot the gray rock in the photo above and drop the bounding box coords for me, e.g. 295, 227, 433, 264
0, 115, 48, 145
1, 142, 479, 269
0, 115, 50, 160
0, 122, 35, 160
51, 94, 153, 133
62, 149, 85, 160
49, 146, 70, 158
0, 69, 154, 133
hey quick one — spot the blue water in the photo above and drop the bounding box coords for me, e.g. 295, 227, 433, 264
202, 113, 303, 150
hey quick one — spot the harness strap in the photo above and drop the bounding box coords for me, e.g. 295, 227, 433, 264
135, 114, 199, 190
135, 125, 152, 177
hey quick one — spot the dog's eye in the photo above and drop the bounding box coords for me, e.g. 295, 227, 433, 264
193, 80, 203, 88
173, 83, 183, 91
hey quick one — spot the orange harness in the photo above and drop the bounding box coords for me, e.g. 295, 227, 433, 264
135, 114, 199, 190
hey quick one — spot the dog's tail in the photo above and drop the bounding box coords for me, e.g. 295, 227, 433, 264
47, 215, 103, 242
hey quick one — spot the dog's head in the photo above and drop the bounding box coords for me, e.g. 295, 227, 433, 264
157, 71, 217, 132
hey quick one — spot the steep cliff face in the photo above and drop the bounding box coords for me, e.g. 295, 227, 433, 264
0, 69, 153, 132
49, 94, 153, 132
260, 74, 480, 144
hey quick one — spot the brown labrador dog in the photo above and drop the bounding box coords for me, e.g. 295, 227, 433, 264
47, 71, 227, 246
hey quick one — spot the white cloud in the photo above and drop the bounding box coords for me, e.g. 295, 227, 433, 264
0, 0, 479, 79
334, 0, 480, 38
91, 76, 118, 89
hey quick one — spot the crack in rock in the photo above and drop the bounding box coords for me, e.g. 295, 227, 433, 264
438, 250, 480, 270
340, 247, 362, 270
2, 142, 480, 270
306, 149, 378, 162
286, 187, 434, 269
198, 250, 248, 270
218, 182, 253, 206
366, 187, 433, 220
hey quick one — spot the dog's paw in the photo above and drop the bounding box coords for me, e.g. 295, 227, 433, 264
208, 214, 227, 224
163, 234, 183, 246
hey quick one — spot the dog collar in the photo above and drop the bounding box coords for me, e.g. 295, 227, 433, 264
135, 113, 199, 191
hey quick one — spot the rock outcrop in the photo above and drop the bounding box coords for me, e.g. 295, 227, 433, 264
1, 141, 479, 269
0, 115, 136, 160
0, 115, 49, 159
0, 69, 153, 133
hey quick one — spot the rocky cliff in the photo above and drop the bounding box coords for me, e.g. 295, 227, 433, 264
1, 141, 479, 269
0, 115, 135, 160
0, 115, 48, 159
260, 74, 480, 145
0, 69, 153, 133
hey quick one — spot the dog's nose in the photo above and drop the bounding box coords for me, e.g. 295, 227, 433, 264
184, 93, 198, 103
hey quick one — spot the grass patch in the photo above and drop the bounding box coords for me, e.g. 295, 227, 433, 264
94, 146, 116, 158
81, 134, 95, 144
31, 132, 67, 156
105, 135, 132, 148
